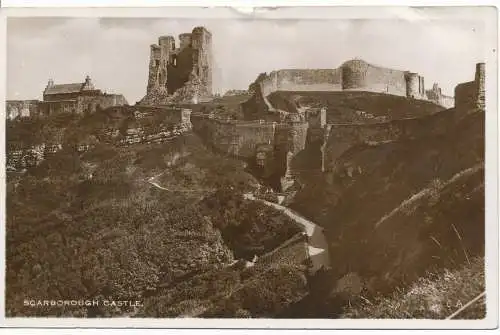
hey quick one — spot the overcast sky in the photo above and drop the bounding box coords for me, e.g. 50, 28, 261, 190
7, 10, 493, 104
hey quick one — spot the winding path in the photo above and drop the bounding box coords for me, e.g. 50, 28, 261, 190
147, 173, 331, 274
147, 175, 171, 191
243, 193, 331, 274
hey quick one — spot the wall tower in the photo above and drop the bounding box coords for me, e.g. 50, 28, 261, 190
404, 72, 420, 98
475, 62, 485, 110
191, 26, 213, 96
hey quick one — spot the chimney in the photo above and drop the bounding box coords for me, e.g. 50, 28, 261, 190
82, 75, 95, 90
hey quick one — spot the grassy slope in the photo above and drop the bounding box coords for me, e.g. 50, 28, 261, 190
343, 257, 485, 319
289, 108, 484, 303
6, 115, 303, 317
268, 91, 445, 122
141, 235, 309, 318
176, 94, 251, 120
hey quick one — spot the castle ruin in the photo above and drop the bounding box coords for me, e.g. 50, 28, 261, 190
455, 63, 486, 111
140, 26, 213, 105
247, 59, 455, 115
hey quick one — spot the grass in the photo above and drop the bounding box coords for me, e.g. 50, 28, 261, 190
268, 91, 445, 123
342, 257, 485, 319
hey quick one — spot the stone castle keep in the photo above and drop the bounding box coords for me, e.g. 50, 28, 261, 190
140, 26, 213, 105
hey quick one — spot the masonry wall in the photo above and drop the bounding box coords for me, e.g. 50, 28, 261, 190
191, 115, 277, 157
475, 63, 485, 110
76, 94, 128, 114
107, 104, 187, 125
322, 109, 469, 171
438, 95, 454, 109
341, 59, 408, 96
258, 69, 343, 97
143, 26, 213, 104
455, 81, 477, 109
38, 100, 78, 116
6, 100, 39, 119
248, 59, 438, 119
454, 63, 486, 110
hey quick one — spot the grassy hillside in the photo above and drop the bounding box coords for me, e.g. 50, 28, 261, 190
141, 234, 309, 318
173, 93, 251, 120
268, 91, 445, 122
6, 120, 303, 317
343, 257, 485, 319
288, 107, 484, 310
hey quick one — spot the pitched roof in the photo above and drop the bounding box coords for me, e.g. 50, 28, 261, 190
44, 83, 84, 95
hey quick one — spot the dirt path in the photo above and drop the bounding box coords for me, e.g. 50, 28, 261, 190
146, 174, 331, 273
148, 175, 170, 191
243, 193, 331, 274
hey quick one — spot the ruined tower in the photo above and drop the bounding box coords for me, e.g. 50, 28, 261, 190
475, 62, 485, 110
404, 72, 420, 98
274, 114, 308, 191
141, 26, 213, 105
191, 27, 213, 97
419, 76, 425, 97
454, 62, 486, 110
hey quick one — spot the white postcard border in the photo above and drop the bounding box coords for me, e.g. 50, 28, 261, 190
0, 3, 498, 330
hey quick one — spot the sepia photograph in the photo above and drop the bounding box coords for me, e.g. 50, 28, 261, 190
1, 4, 498, 329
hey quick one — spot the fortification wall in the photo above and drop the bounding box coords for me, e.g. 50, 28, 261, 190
76, 94, 128, 114
475, 63, 485, 110
438, 95, 454, 109
274, 122, 309, 155
323, 122, 405, 170
233, 122, 277, 157
454, 81, 477, 109
191, 115, 277, 158
323, 109, 468, 170
341, 59, 407, 96
454, 63, 485, 110
257, 69, 343, 97
259, 72, 279, 97
426, 84, 453, 109
248, 59, 438, 119
276, 69, 343, 92
6, 100, 39, 119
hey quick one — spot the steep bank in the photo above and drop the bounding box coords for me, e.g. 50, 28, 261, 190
268, 91, 444, 122
244, 193, 330, 274
6, 117, 309, 318
289, 108, 484, 300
